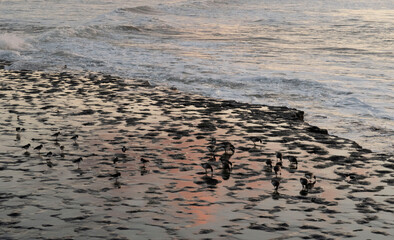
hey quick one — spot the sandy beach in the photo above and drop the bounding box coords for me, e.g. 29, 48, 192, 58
0, 65, 393, 239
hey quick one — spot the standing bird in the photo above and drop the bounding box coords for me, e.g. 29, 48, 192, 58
249, 137, 262, 147
45, 151, 53, 157
22, 143, 31, 152
34, 144, 43, 153
113, 156, 120, 164
52, 132, 61, 141
271, 178, 280, 192
300, 177, 308, 190
71, 135, 78, 143
273, 163, 281, 176
140, 158, 149, 164
201, 162, 213, 175
266, 159, 273, 168
122, 146, 127, 153
110, 171, 121, 180
276, 152, 283, 162
287, 156, 298, 166
73, 157, 83, 169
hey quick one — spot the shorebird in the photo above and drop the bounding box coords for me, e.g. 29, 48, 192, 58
71, 135, 78, 143
276, 152, 283, 161
273, 163, 281, 176
300, 177, 308, 189
122, 146, 127, 153
249, 137, 262, 146
221, 160, 232, 171
110, 171, 121, 179
34, 144, 43, 153
201, 162, 213, 175
52, 132, 60, 140
140, 158, 149, 164
271, 178, 280, 192
46, 160, 54, 168
266, 159, 273, 168
22, 143, 31, 152
219, 141, 235, 155
307, 176, 317, 189
45, 151, 53, 157
59, 145, 65, 151
73, 157, 83, 169
113, 156, 120, 164
287, 156, 298, 167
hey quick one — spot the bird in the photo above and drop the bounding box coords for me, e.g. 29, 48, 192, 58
122, 146, 127, 153
201, 162, 213, 175
140, 158, 149, 164
59, 145, 65, 151
52, 132, 60, 140
45, 151, 53, 157
46, 160, 54, 168
276, 152, 283, 161
249, 137, 262, 146
22, 143, 31, 152
266, 159, 273, 168
221, 160, 232, 172
16, 127, 21, 132
73, 157, 83, 169
219, 142, 235, 155
34, 144, 43, 153
307, 176, 317, 189
271, 178, 280, 192
110, 171, 121, 179
273, 163, 281, 176
71, 135, 78, 143
113, 156, 120, 164
300, 177, 308, 189
287, 156, 298, 166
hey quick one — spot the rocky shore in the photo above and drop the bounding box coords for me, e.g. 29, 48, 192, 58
0, 65, 393, 239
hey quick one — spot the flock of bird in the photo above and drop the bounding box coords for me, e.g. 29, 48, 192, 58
17, 128, 151, 187
16, 127, 317, 194
200, 136, 317, 195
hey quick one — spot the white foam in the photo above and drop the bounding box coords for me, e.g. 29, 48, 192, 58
0, 33, 31, 51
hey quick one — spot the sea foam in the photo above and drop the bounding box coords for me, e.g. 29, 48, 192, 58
0, 34, 31, 51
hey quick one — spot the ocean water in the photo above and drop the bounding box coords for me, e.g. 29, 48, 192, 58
0, 0, 393, 154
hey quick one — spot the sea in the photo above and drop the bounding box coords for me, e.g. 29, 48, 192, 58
0, 0, 393, 154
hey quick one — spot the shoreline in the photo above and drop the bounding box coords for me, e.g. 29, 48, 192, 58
0, 68, 393, 239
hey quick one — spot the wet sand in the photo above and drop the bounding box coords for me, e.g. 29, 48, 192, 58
0, 65, 393, 239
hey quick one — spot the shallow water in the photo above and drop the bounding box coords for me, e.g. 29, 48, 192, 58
0, 0, 393, 154
0, 70, 393, 239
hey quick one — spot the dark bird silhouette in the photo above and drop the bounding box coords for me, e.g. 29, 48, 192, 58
307, 176, 317, 189
45, 151, 53, 157
122, 146, 127, 153
46, 160, 54, 168
274, 163, 281, 176
110, 171, 121, 179
52, 132, 60, 140
300, 177, 308, 189
250, 137, 262, 146
71, 135, 78, 143
22, 143, 31, 152
140, 158, 149, 164
201, 162, 213, 175
73, 157, 83, 169
34, 144, 43, 153
16, 127, 21, 132
276, 152, 283, 161
266, 159, 273, 168
222, 160, 232, 172
271, 178, 280, 192
219, 141, 235, 155
113, 156, 120, 164
287, 156, 298, 166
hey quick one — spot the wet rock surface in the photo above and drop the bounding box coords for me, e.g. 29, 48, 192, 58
0, 69, 393, 239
